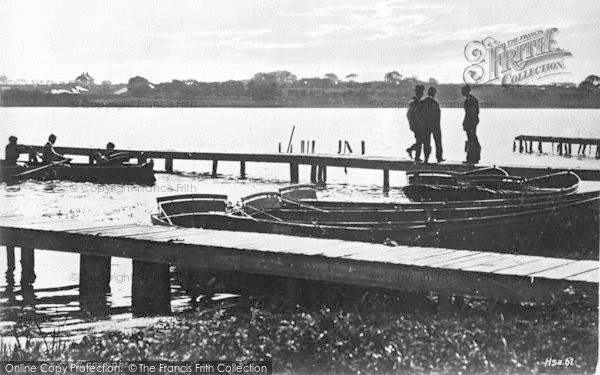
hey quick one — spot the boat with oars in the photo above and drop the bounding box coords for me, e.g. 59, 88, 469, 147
151, 179, 599, 256
0, 156, 155, 185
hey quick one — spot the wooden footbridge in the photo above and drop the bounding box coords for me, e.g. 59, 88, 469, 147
1, 217, 597, 316
22, 145, 600, 190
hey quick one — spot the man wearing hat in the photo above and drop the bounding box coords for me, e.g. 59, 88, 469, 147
406, 85, 427, 162
4, 136, 29, 166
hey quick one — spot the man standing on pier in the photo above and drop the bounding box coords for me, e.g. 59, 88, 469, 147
406, 85, 426, 162
461, 86, 480, 165
420, 87, 443, 163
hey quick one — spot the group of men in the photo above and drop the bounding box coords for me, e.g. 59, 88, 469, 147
405, 85, 480, 165
4, 134, 119, 166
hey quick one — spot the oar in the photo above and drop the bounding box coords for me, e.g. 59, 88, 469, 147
280, 196, 330, 213
243, 204, 283, 222
11, 159, 70, 180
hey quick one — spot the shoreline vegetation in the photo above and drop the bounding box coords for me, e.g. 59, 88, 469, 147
1, 285, 597, 374
0, 72, 599, 108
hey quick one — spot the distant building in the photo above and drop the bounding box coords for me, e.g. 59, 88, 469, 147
75, 72, 94, 88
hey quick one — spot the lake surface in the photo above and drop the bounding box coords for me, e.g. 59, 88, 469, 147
0, 107, 599, 336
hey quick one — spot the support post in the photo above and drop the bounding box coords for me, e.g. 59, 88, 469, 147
20, 247, 36, 286
568, 143, 572, 155
278, 142, 282, 153
88, 154, 94, 165
338, 140, 342, 154
311, 140, 315, 153
518, 140, 523, 153
211, 160, 218, 178
290, 163, 299, 183
538, 141, 542, 153
558, 143, 563, 155
79, 254, 111, 314
240, 161, 246, 179
512, 140, 516, 152
361, 140, 365, 155
165, 156, 173, 173
528, 140, 533, 154
132, 260, 171, 316
383, 169, 390, 193
300, 140, 305, 154
6, 246, 15, 287
310, 165, 317, 183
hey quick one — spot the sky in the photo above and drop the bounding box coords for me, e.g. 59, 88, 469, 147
0, 0, 598, 84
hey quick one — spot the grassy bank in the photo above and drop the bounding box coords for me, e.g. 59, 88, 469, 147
1, 290, 597, 374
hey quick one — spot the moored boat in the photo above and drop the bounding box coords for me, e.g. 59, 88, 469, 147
0, 160, 156, 185
403, 171, 580, 202
151, 185, 599, 257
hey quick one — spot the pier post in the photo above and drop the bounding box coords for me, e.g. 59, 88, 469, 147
79, 254, 111, 314
5, 246, 15, 287
317, 165, 327, 184
132, 260, 171, 316
300, 140, 305, 154
538, 141, 542, 153
383, 169, 390, 193
596, 145, 600, 159
558, 143, 563, 155
212, 160, 218, 178
290, 163, 299, 183
528, 140, 533, 154
338, 140, 342, 154
310, 165, 317, 183
512, 140, 516, 152
361, 141, 366, 155
165, 156, 174, 173
568, 143, 572, 156
88, 154, 94, 165
20, 247, 36, 286
240, 161, 246, 179
311, 140, 315, 153
518, 140, 523, 153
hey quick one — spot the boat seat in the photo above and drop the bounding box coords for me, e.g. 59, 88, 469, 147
241, 192, 281, 211
279, 184, 317, 200
157, 194, 228, 217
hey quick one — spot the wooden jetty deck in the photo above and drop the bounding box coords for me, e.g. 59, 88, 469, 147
1, 217, 597, 315
23, 145, 600, 187
514, 135, 600, 158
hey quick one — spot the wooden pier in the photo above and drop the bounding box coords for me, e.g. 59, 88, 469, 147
1, 217, 597, 316
23, 145, 600, 190
514, 135, 600, 158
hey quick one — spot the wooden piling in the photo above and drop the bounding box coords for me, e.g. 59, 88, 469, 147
310, 165, 317, 183
290, 163, 299, 183
528, 140, 533, 154
311, 140, 315, 153
5, 246, 15, 286
20, 247, 36, 286
88, 154, 94, 165
240, 161, 246, 179
79, 254, 111, 295
519, 140, 523, 153
132, 260, 171, 316
558, 143, 563, 155
513, 140, 516, 152
165, 156, 174, 173
383, 169, 390, 192
211, 160, 218, 178
278, 142, 282, 153
568, 143, 572, 155
361, 140, 366, 155
338, 140, 342, 154
300, 140, 305, 154
538, 141, 542, 153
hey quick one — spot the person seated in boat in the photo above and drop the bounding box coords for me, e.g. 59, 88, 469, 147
42, 134, 69, 165
4, 136, 30, 166
94, 142, 130, 165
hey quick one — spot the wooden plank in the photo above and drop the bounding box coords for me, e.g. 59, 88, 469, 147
74, 223, 144, 233
378, 248, 457, 264
426, 250, 484, 267
494, 258, 578, 277
316, 244, 388, 258
461, 254, 544, 273
529, 260, 598, 279
567, 269, 598, 283
346, 246, 441, 262
407, 250, 485, 267
442, 253, 506, 270
76, 225, 168, 237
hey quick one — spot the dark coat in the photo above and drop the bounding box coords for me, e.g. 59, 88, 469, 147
420, 96, 441, 131
406, 96, 423, 131
463, 94, 480, 131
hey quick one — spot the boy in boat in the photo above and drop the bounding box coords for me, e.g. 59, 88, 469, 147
4, 136, 31, 166
42, 134, 69, 165
406, 85, 427, 162
94, 142, 130, 165
462, 86, 480, 165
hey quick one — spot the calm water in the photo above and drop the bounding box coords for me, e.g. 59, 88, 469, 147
0, 107, 599, 336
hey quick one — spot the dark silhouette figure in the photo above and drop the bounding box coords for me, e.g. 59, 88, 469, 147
42, 134, 67, 165
462, 86, 480, 164
406, 85, 428, 162
420, 87, 444, 163
4, 136, 29, 165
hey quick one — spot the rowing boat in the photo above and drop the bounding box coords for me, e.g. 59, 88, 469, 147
151, 186, 599, 257
0, 160, 156, 184
403, 171, 580, 201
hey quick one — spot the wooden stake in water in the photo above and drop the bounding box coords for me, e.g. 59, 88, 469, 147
286, 125, 296, 153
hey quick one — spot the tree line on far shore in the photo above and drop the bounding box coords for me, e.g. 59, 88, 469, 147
0, 72, 598, 108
